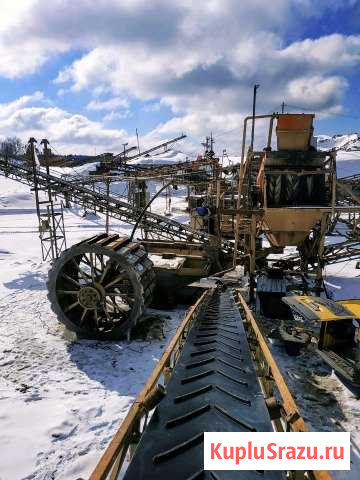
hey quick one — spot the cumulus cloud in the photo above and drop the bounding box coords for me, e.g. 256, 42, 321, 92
1, 0, 360, 151
0, 91, 44, 117
53, 31, 360, 133
286, 75, 348, 110
0, 0, 185, 78
0, 93, 127, 154
281, 34, 360, 71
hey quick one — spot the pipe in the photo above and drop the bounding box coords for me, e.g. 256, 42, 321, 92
267, 115, 275, 150
250, 84, 260, 151
129, 180, 173, 241
241, 114, 275, 166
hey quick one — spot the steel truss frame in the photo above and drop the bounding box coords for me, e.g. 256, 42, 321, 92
0, 156, 233, 253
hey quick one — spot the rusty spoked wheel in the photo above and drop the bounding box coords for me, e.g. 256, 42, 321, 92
47, 233, 155, 339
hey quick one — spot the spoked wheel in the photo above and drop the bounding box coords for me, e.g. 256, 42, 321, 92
48, 234, 155, 339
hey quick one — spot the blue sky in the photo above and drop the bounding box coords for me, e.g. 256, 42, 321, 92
0, 0, 360, 154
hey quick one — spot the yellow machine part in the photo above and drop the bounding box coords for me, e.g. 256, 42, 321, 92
262, 208, 324, 246
282, 295, 356, 322
338, 300, 360, 319
322, 333, 336, 348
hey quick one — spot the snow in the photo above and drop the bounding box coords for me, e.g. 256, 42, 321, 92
317, 133, 360, 152
130, 149, 188, 165
149, 254, 185, 270
258, 236, 360, 478
0, 172, 186, 480
1, 144, 360, 479
315, 134, 360, 177
266, 339, 360, 478
336, 150, 360, 178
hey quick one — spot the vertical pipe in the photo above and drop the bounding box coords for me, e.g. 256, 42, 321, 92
315, 214, 328, 295
93, 183, 96, 214
331, 152, 337, 217
235, 113, 273, 267
250, 84, 260, 151
267, 115, 275, 150
216, 169, 221, 241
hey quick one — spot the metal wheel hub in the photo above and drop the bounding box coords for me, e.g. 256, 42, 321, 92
48, 233, 155, 339
78, 285, 101, 309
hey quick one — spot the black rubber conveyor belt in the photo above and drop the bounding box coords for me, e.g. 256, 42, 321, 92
122, 287, 284, 480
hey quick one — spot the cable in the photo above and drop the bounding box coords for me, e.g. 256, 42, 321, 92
211, 126, 239, 139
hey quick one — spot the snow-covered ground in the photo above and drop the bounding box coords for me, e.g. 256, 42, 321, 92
0, 172, 186, 480
0, 147, 359, 479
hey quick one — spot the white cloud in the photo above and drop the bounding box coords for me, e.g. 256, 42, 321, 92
0, 91, 44, 117
103, 111, 132, 122
286, 75, 348, 109
281, 34, 360, 71
142, 102, 162, 112
54, 31, 360, 122
56, 88, 67, 97
0, 93, 127, 154
1, 1, 360, 152
0, 1, 68, 78
87, 97, 130, 111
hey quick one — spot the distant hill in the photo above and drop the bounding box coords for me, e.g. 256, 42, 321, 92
314, 134, 360, 178
316, 133, 360, 152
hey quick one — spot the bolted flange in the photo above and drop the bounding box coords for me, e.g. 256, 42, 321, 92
78, 285, 101, 309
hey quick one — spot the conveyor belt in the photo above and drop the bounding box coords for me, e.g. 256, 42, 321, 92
122, 287, 283, 480
0, 158, 232, 253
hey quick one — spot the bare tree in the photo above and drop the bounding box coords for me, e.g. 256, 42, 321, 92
0, 136, 24, 157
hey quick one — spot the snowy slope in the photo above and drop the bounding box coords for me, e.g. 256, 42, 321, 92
129, 148, 188, 165
315, 134, 360, 178
317, 133, 360, 152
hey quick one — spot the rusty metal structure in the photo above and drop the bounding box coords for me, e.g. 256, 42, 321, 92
0, 149, 229, 248
234, 114, 334, 286
88, 134, 187, 176
1, 118, 360, 333
229, 113, 360, 299
183, 114, 360, 296
26, 138, 67, 260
